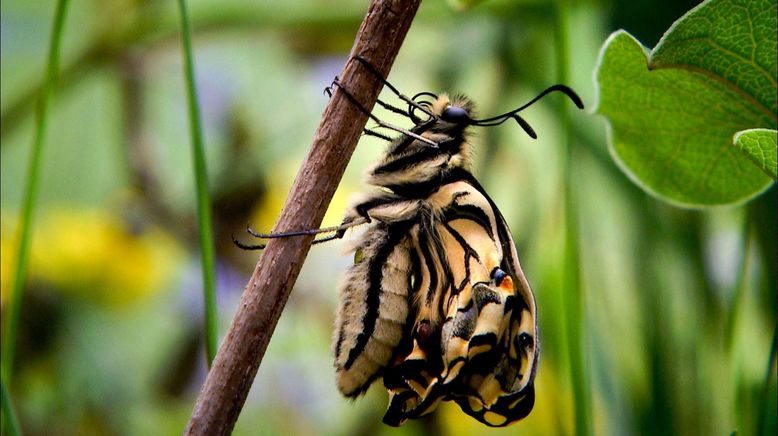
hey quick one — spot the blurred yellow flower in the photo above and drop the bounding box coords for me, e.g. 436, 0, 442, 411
1, 215, 17, 306
1, 208, 183, 306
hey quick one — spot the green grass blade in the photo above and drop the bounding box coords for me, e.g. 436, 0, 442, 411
725, 217, 753, 351
555, 0, 593, 434
177, 0, 218, 365
758, 325, 777, 436
1, 377, 22, 436
1, 0, 71, 380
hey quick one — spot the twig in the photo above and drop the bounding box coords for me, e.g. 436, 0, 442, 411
184, 1, 421, 434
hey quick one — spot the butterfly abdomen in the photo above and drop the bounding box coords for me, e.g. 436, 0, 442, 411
333, 223, 416, 396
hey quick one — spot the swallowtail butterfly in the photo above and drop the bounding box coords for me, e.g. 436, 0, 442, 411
236, 56, 583, 427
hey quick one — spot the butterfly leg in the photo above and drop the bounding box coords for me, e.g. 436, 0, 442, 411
372, 97, 414, 119
351, 55, 433, 122
232, 218, 368, 250
327, 81, 399, 142
328, 78, 437, 146
362, 127, 393, 142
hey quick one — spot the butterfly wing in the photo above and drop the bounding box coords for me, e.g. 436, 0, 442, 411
450, 180, 539, 426
381, 179, 539, 427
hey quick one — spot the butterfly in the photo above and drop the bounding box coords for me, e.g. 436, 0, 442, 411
236, 56, 583, 426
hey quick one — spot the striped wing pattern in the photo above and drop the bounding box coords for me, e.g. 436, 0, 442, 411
333, 178, 538, 427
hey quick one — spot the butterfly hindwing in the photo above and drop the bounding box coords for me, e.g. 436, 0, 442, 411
379, 180, 537, 426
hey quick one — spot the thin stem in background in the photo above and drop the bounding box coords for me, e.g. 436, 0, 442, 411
725, 210, 774, 435
759, 325, 777, 436
725, 211, 752, 431
725, 215, 753, 352
177, 0, 219, 366
1, 378, 22, 436
1, 0, 71, 380
555, 0, 593, 434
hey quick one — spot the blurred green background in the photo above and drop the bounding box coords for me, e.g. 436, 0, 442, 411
1, 0, 775, 435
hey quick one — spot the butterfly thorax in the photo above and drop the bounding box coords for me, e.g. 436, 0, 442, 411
366, 94, 476, 196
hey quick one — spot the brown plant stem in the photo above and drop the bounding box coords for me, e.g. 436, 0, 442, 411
184, 1, 421, 434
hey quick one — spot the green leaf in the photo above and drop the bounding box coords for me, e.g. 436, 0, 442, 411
734, 128, 777, 179
594, 0, 777, 207
651, 0, 777, 117
594, 29, 775, 207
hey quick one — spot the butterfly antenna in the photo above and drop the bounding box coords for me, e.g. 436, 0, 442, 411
470, 84, 583, 137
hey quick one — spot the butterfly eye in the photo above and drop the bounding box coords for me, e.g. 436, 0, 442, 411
441, 105, 470, 124
491, 267, 507, 286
